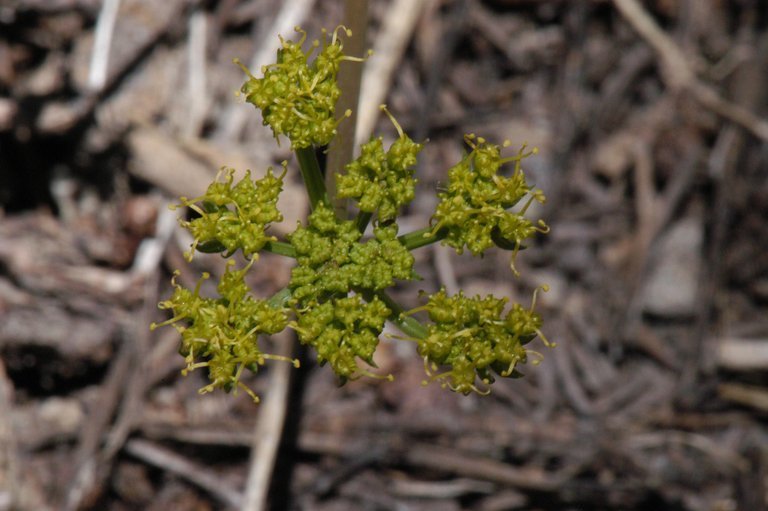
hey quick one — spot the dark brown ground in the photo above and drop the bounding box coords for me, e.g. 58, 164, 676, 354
1, 1, 768, 510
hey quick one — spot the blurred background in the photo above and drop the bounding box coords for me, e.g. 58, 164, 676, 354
1, 0, 767, 510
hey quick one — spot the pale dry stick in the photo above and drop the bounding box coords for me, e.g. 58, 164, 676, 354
551, 330, 594, 416
631, 141, 658, 259
242, 330, 295, 511
403, 444, 567, 492
391, 478, 495, 499
217, 0, 317, 142
619, 142, 701, 356
131, 200, 178, 277
64, 338, 134, 511
66, 206, 178, 507
718, 338, 768, 371
185, 9, 209, 137
77, 287, 156, 507
295, 432, 566, 492
0, 359, 20, 511
719, 383, 768, 413
626, 430, 749, 473
125, 438, 243, 509
611, 0, 768, 142
434, 245, 459, 295
88, 0, 121, 92
355, 0, 429, 146
102, 275, 165, 460
325, 0, 369, 216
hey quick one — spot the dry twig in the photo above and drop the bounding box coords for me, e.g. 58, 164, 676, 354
355, 0, 429, 145
125, 438, 243, 509
242, 331, 295, 511
612, 0, 768, 142
88, 0, 121, 92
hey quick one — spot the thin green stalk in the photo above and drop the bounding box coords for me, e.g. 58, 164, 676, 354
398, 226, 447, 251
295, 146, 329, 210
263, 240, 296, 258
355, 211, 372, 233
374, 290, 428, 340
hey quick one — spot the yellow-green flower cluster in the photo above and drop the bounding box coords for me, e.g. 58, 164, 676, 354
239, 27, 357, 149
288, 203, 415, 304
288, 203, 415, 379
417, 288, 544, 395
151, 262, 293, 402
292, 295, 391, 381
337, 111, 423, 221
430, 136, 547, 260
175, 166, 285, 260
154, 24, 552, 402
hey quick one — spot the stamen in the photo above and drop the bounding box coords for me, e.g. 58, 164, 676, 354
182, 361, 209, 375
292, 26, 308, 46
237, 381, 261, 403
509, 240, 522, 277
358, 368, 394, 381
526, 349, 545, 365
331, 25, 352, 46
530, 284, 549, 311
469, 383, 491, 396
291, 107, 312, 121
379, 105, 405, 138
402, 305, 429, 317
262, 353, 301, 368
536, 328, 555, 348
233, 58, 255, 79
233, 362, 245, 386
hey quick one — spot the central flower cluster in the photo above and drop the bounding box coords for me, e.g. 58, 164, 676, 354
289, 204, 415, 302
288, 203, 415, 379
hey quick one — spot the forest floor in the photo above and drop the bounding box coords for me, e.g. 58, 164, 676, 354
1, 1, 768, 510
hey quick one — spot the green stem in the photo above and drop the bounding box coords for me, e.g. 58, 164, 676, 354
355, 211, 372, 233
374, 290, 428, 340
263, 240, 296, 258
296, 146, 329, 210
398, 226, 448, 251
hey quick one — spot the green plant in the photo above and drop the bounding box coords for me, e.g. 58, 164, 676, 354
151, 26, 550, 402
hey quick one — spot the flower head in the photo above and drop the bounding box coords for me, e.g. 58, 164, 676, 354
288, 203, 415, 305
151, 261, 295, 402
429, 136, 548, 272
292, 295, 391, 381
238, 26, 364, 149
415, 287, 547, 395
336, 106, 423, 222
174, 165, 285, 261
